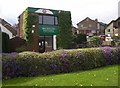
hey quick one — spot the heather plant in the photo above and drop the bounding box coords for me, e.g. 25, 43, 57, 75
2, 48, 119, 80
101, 46, 111, 65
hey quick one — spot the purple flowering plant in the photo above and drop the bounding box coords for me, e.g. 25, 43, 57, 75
101, 46, 111, 65
59, 51, 70, 72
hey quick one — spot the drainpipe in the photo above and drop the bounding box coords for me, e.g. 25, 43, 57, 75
53, 35, 57, 50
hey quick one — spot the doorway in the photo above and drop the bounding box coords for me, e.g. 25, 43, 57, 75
39, 36, 45, 53
38, 36, 53, 53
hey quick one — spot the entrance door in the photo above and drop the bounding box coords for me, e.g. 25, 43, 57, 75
39, 38, 45, 53
38, 36, 53, 53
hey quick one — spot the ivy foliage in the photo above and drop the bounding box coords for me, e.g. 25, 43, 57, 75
24, 8, 38, 44
57, 11, 73, 49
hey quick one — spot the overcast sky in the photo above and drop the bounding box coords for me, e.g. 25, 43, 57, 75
0, 0, 119, 27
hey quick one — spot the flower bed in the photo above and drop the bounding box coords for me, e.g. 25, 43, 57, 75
2, 47, 120, 80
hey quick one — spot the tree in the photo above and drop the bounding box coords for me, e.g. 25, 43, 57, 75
57, 11, 73, 49
73, 33, 87, 44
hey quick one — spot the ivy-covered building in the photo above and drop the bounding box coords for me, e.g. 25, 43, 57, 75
18, 7, 72, 52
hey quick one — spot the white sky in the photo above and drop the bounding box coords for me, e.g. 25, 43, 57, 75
0, 0, 119, 27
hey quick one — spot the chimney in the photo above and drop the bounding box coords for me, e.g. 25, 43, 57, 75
95, 19, 98, 22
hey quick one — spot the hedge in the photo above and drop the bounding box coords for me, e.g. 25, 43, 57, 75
2, 47, 120, 80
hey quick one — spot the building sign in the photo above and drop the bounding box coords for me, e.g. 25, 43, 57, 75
27, 7, 59, 15
39, 24, 58, 36
27, 7, 59, 36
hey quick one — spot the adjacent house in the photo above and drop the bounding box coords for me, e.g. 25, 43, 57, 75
77, 17, 106, 36
72, 26, 78, 35
0, 18, 17, 39
105, 17, 120, 38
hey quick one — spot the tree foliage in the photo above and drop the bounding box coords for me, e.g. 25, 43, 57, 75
57, 11, 73, 49
73, 33, 87, 44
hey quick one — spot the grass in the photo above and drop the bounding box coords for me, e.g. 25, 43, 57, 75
2, 65, 118, 86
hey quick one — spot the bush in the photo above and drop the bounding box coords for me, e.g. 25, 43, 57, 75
2, 32, 10, 53
2, 47, 119, 80
73, 33, 87, 44
15, 44, 27, 52
88, 36, 102, 47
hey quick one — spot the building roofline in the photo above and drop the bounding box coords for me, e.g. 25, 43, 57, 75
77, 17, 98, 25
18, 7, 70, 18
0, 18, 17, 35
77, 17, 107, 26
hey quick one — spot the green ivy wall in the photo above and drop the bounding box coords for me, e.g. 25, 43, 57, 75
23, 8, 73, 49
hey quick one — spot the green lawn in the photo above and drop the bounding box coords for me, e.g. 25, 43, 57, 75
2, 65, 118, 86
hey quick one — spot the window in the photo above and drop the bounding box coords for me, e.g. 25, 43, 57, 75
55, 17, 58, 25
81, 24, 83, 27
43, 15, 54, 25
118, 22, 120, 27
86, 18, 89, 21
39, 15, 58, 25
108, 29, 110, 32
97, 23, 100, 29
39, 15, 42, 24
89, 24, 92, 27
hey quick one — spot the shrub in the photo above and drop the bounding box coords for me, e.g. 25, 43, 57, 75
15, 44, 27, 53
2, 32, 10, 53
73, 33, 87, 44
88, 36, 102, 47
2, 48, 119, 80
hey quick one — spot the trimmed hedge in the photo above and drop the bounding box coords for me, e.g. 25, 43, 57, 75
2, 47, 120, 80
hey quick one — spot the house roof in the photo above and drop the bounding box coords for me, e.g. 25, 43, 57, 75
77, 17, 97, 26
115, 17, 120, 22
0, 18, 17, 36
77, 17, 106, 26
106, 21, 114, 28
106, 17, 120, 28
72, 26, 78, 30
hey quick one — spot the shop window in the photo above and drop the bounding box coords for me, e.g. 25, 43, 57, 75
39, 16, 42, 24
43, 15, 54, 25
46, 36, 52, 46
39, 15, 58, 25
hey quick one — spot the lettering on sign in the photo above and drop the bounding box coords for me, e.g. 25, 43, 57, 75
42, 27, 55, 33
